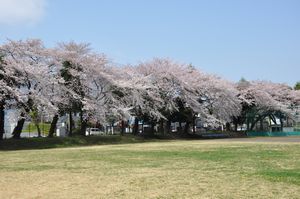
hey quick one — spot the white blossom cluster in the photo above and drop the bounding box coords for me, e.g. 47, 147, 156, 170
0, 39, 299, 131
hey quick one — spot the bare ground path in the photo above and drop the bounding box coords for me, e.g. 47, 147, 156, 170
212, 136, 300, 143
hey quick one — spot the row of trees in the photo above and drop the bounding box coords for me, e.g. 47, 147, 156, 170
0, 39, 300, 139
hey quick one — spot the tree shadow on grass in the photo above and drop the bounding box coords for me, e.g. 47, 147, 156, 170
0, 135, 152, 151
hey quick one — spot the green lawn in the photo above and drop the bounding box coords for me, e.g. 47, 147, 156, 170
0, 138, 299, 198
22, 122, 51, 135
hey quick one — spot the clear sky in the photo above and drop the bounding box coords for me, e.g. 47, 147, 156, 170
0, 0, 299, 86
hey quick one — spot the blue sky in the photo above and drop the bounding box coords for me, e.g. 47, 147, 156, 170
0, 0, 299, 86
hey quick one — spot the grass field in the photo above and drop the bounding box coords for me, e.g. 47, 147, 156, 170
22, 122, 51, 135
0, 138, 300, 198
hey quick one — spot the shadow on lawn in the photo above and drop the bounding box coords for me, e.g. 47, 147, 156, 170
0, 133, 246, 151
0, 135, 154, 151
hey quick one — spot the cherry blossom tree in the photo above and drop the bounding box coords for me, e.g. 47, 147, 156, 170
236, 80, 298, 131
113, 63, 167, 135
55, 41, 130, 136
0, 39, 58, 138
120, 59, 196, 135
120, 59, 241, 135
182, 66, 241, 130
1, 38, 299, 140
0, 54, 21, 139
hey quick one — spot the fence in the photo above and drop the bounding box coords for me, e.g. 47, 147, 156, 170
247, 131, 300, 137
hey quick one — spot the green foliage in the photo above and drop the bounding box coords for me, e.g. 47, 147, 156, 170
239, 77, 247, 83
60, 61, 73, 83
22, 122, 51, 135
294, 82, 300, 90
60, 60, 84, 114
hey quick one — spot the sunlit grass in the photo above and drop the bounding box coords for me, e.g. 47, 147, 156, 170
22, 122, 51, 135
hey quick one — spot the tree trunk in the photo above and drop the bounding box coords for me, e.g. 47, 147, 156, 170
159, 120, 164, 135
178, 122, 183, 134
250, 120, 256, 131
150, 121, 155, 137
0, 103, 4, 140
120, 120, 125, 136
48, 114, 59, 138
79, 109, 86, 136
246, 119, 250, 131
184, 121, 190, 135
141, 122, 144, 134
69, 111, 73, 136
225, 122, 231, 131
165, 120, 171, 134
36, 123, 42, 137
260, 119, 263, 131
128, 122, 131, 134
234, 122, 238, 132
133, 117, 139, 135
250, 115, 265, 131
192, 116, 196, 134
270, 114, 277, 124
111, 122, 114, 135
12, 113, 26, 139
280, 117, 283, 132
80, 119, 87, 136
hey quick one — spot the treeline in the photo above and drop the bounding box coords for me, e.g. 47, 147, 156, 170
0, 39, 299, 139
